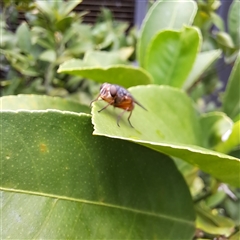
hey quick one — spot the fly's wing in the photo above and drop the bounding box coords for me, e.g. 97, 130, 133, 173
133, 97, 147, 111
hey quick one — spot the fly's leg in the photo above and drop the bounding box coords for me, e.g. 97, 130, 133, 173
98, 101, 114, 113
90, 94, 101, 107
117, 109, 134, 128
127, 110, 134, 128
117, 109, 127, 127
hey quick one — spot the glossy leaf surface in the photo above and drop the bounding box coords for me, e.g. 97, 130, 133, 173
200, 112, 233, 149
145, 27, 201, 88
58, 59, 153, 88
1, 111, 195, 239
196, 203, 235, 236
228, 0, 240, 47
83, 50, 132, 65
183, 50, 222, 90
0, 95, 90, 113
223, 52, 240, 120
215, 120, 240, 154
137, 0, 197, 67
16, 22, 32, 53
92, 85, 240, 186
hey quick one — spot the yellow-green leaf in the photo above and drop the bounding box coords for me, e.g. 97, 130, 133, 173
92, 85, 240, 187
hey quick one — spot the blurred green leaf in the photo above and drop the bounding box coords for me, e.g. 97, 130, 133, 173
2, 48, 41, 76
92, 85, 240, 187
230, 232, 240, 240
58, 59, 153, 88
1, 78, 22, 96
59, 0, 82, 16
138, 0, 197, 67
183, 49, 222, 90
211, 12, 225, 31
145, 26, 201, 88
0, 26, 16, 48
173, 158, 202, 198
118, 47, 134, 60
229, 149, 240, 159
223, 197, 240, 225
216, 32, 235, 49
196, 202, 235, 236
39, 49, 57, 62
200, 112, 233, 149
215, 120, 240, 154
34, 0, 54, 20
16, 22, 32, 53
1, 111, 195, 239
0, 95, 90, 113
13, 66, 40, 77
205, 191, 226, 208
223, 52, 240, 120
55, 16, 73, 32
83, 50, 128, 66
190, 177, 205, 198
228, 0, 240, 47
209, 0, 221, 11
234, 113, 240, 122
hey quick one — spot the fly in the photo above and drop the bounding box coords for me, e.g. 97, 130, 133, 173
90, 83, 147, 127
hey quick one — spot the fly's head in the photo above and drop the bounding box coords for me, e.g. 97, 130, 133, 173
99, 83, 122, 103
99, 83, 112, 102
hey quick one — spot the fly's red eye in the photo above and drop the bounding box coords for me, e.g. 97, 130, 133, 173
110, 85, 117, 97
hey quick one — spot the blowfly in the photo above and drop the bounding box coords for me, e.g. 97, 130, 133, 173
90, 83, 147, 127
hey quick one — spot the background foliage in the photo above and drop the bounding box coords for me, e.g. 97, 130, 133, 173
1, 0, 240, 239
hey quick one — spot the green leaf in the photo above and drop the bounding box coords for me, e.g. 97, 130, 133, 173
56, 17, 73, 32
216, 32, 235, 49
39, 49, 57, 62
2, 49, 40, 77
16, 22, 32, 53
35, 0, 54, 19
92, 85, 240, 187
215, 120, 240, 154
205, 191, 226, 208
118, 47, 134, 60
196, 202, 235, 236
183, 50, 222, 90
58, 59, 153, 88
211, 12, 225, 31
83, 50, 128, 66
230, 149, 240, 159
12, 64, 40, 77
230, 232, 240, 240
223, 189, 240, 225
0, 95, 90, 113
223, 52, 240, 120
200, 112, 233, 149
173, 158, 200, 194
1, 111, 195, 239
228, 0, 240, 47
59, 0, 82, 16
145, 26, 201, 88
233, 113, 240, 122
137, 0, 197, 67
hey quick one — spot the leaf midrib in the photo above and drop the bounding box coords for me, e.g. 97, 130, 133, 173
0, 187, 194, 225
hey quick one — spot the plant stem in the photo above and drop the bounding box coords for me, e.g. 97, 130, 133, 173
44, 62, 55, 94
